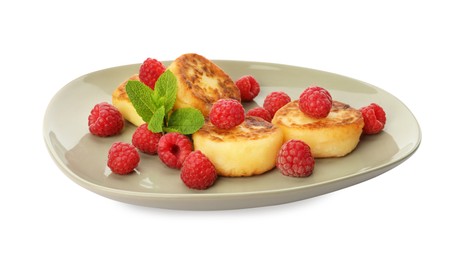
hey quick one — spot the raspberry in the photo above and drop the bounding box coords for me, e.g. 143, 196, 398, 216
180, 150, 217, 190
263, 91, 291, 116
235, 75, 260, 101
107, 142, 140, 175
360, 103, 386, 134
131, 123, 163, 155
209, 99, 245, 129
139, 58, 166, 89
88, 102, 124, 137
299, 86, 332, 118
276, 140, 315, 177
246, 107, 272, 122
157, 132, 193, 169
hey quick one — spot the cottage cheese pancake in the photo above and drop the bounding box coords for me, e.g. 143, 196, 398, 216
167, 53, 241, 117
193, 116, 283, 177
272, 100, 364, 158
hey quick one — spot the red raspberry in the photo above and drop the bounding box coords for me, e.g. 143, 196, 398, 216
360, 103, 386, 134
139, 58, 166, 89
299, 86, 332, 118
235, 75, 260, 101
246, 107, 272, 122
209, 99, 245, 129
131, 123, 163, 155
180, 150, 217, 190
263, 91, 291, 116
157, 132, 193, 169
107, 142, 140, 175
276, 140, 315, 177
88, 102, 124, 137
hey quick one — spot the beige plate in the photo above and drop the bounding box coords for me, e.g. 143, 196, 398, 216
43, 60, 421, 210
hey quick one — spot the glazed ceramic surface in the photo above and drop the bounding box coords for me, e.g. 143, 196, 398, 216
43, 60, 421, 210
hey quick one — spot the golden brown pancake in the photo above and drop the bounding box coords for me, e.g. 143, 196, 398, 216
193, 116, 283, 177
272, 100, 364, 158
167, 53, 241, 117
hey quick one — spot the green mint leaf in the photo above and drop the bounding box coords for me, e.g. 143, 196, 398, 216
154, 71, 177, 114
148, 106, 165, 133
153, 96, 167, 111
166, 108, 205, 135
125, 80, 156, 123
154, 70, 177, 113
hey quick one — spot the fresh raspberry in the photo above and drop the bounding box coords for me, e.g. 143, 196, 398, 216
157, 132, 193, 169
299, 86, 332, 118
246, 107, 272, 122
88, 102, 124, 137
107, 142, 140, 175
235, 75, 260, 101
180, 150, 217, 190
131, 123, 163, 155
209, 99, 245, 129
360, 103, 386, 134
139, 58, 166, 89
276, 140, 315, 177
263, 91, 291, 116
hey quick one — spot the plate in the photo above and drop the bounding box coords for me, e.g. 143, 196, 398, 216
43, 60, 421, 210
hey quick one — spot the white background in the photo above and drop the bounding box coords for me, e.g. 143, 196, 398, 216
1, 0, 466, 259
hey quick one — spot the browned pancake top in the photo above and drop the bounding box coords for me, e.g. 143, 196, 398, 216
195, 116, 280, 142
170, 53, 240, 103
273, 100, 363, 129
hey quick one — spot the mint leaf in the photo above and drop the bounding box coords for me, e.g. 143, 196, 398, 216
125, 80, 156, 122
148, 106, 165, 133
125, 71, 205, 135
154, 70, 177, 114
166, 108, 205, 135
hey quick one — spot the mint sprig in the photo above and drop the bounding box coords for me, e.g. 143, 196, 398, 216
125, 70, 205, 135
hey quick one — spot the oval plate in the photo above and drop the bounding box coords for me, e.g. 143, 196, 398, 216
43, 60, 421, 210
